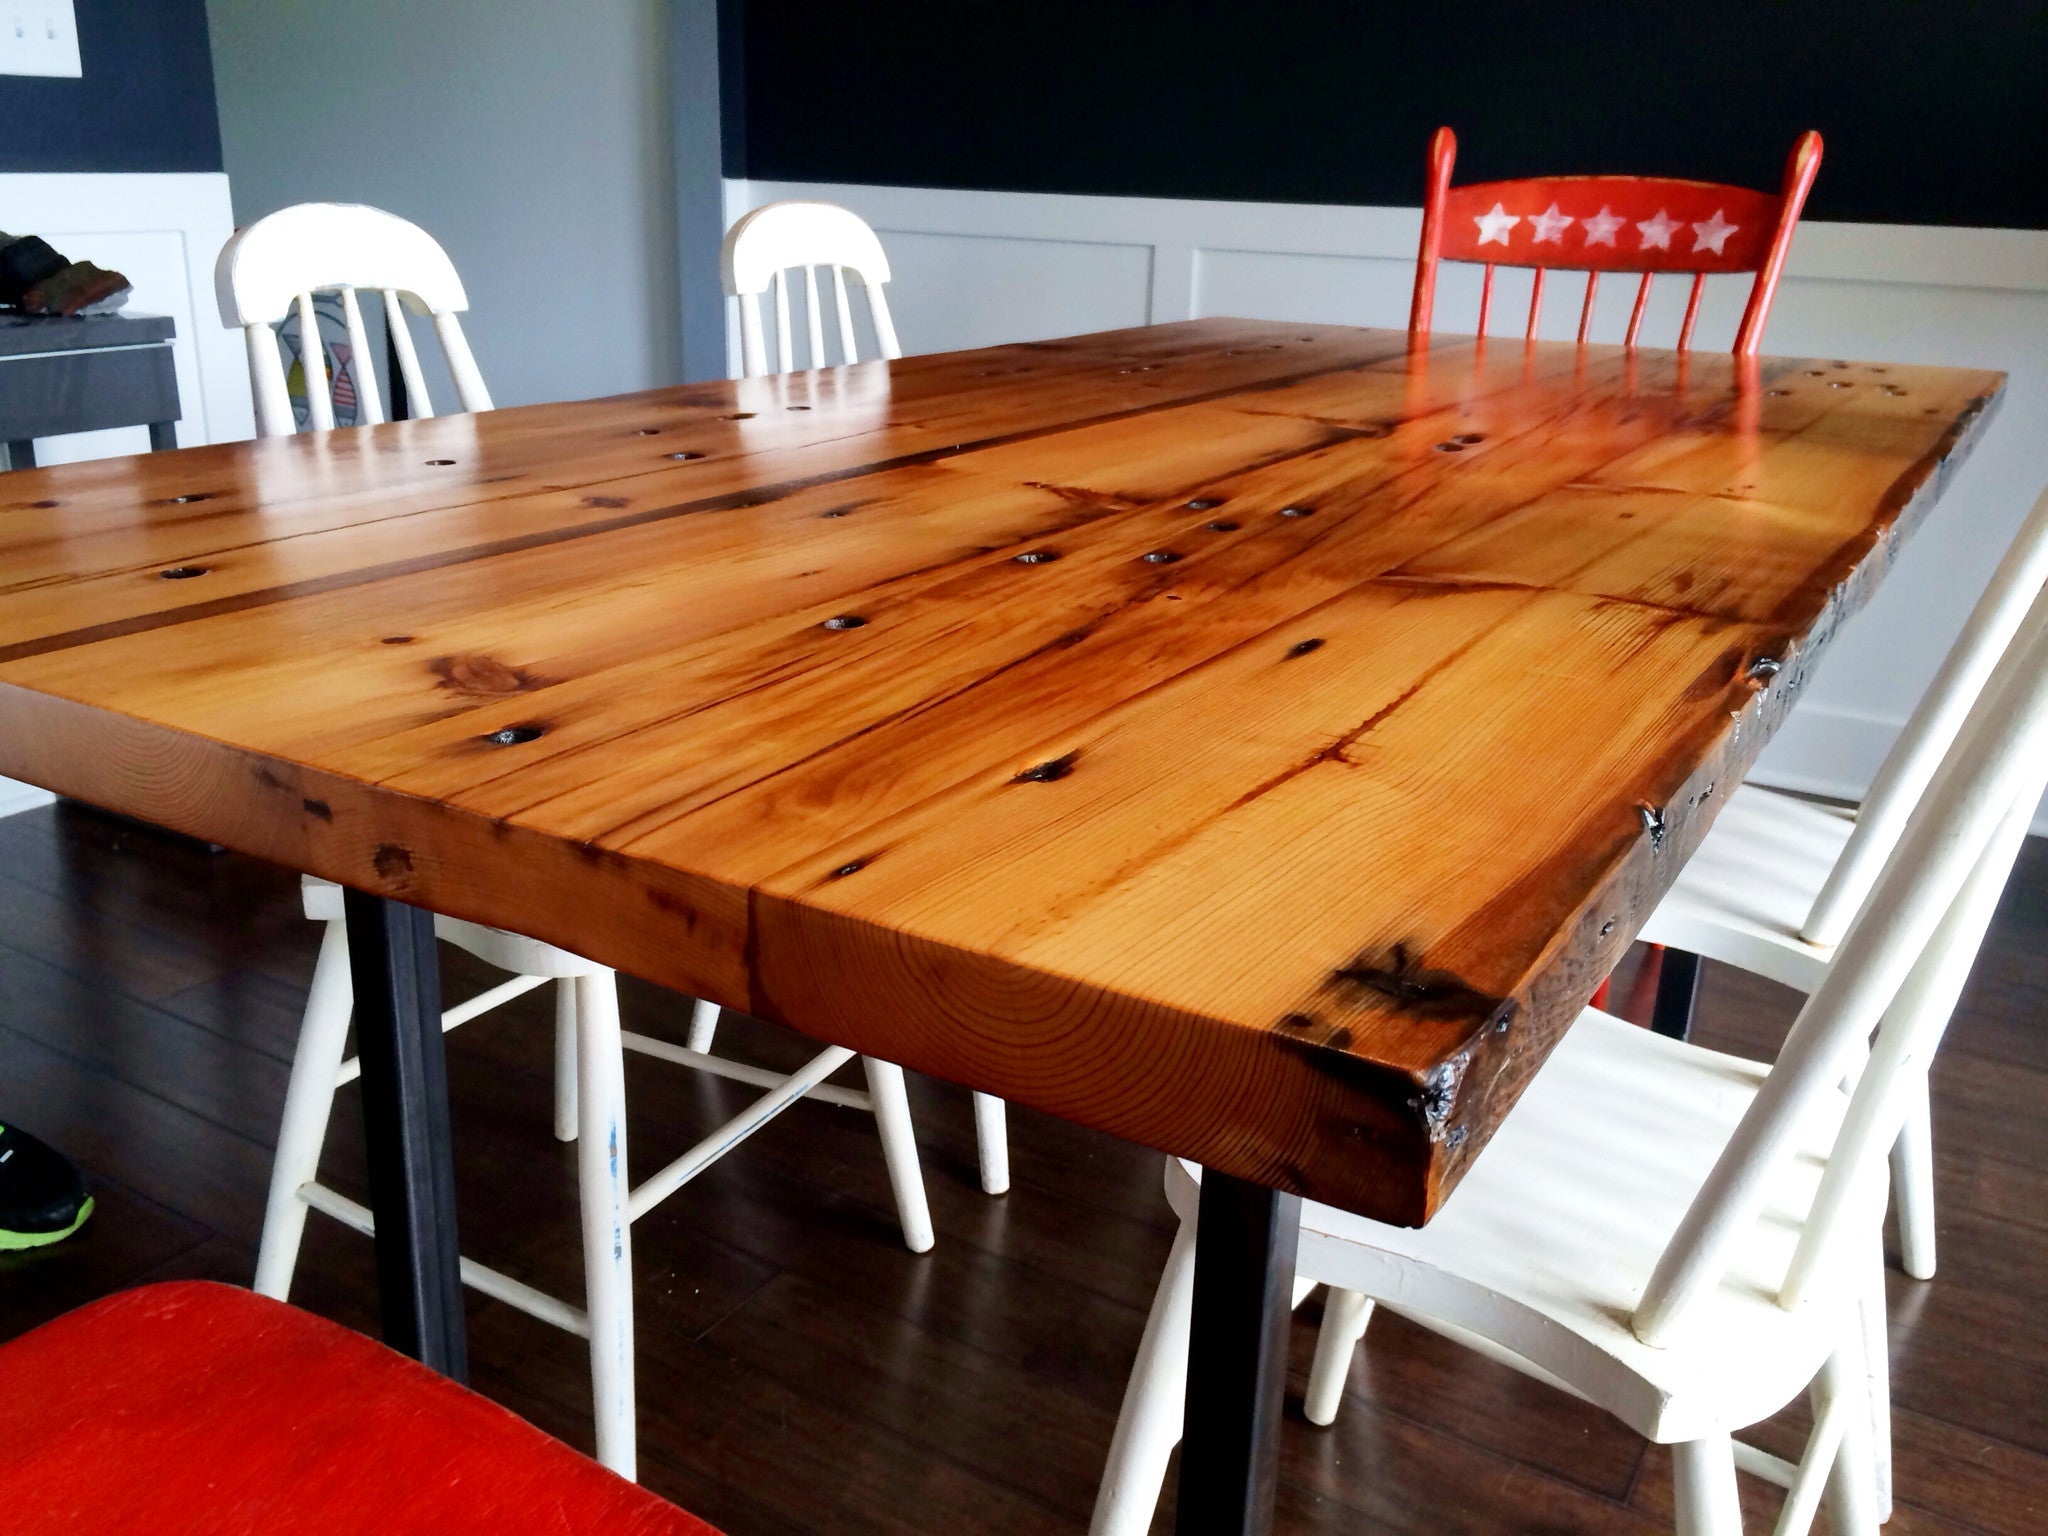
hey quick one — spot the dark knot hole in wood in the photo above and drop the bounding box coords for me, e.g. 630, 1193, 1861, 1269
1013, 752, 1078, 784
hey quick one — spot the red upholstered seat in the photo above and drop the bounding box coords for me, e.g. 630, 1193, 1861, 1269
0, 1282, 720, 1534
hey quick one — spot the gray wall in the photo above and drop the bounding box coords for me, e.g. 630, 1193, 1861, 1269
206, 0, 681, 407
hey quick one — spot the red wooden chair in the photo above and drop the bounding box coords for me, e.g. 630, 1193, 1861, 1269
1409, 125, 1823, 354
1407, 126, 1824, 1025
0, 1283, 723, 1534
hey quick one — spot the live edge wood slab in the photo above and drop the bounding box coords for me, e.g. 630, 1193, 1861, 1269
0, 320, 2001, 1225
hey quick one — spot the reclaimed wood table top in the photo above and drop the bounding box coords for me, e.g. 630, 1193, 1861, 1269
0, 319, 2002, 1223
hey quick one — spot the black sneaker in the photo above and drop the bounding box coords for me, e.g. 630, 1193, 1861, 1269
0, 1123, 93, 1250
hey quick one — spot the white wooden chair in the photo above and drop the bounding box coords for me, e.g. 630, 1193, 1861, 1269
715, 198, 1013, 1197
1632, 478, 2048, 1282
219, 202, 949, 1481
214, 201, 492, 433
720, 200, 903, 377
1092, 587, 2048, 1536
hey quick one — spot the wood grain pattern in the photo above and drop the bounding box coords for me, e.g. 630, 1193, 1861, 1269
0, 319, 2003, 1223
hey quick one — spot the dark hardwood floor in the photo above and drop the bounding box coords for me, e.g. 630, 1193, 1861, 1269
1, 800, 2042, 1534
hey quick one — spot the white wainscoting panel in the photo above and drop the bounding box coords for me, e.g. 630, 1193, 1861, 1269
0, 171, 256, 816
881, 230, 1152, 357
726, 178, 2048, 825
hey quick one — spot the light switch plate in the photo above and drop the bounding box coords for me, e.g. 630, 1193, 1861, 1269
0, 2, 82, 77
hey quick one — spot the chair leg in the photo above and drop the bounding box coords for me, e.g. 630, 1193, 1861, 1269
685, 995, 719, 1055
553, 978, 579, 1144
1303, 1287, 1374, 1427
574, 971, 636, 1480
1891, 1073, 1937, 1280
861, 1058, 935, 1253
1669, 1435, 1742, 1536
1090, 1216, 1197, 1536
255, 919, 356, 1300
1812, 1336, 1881, 1536
972, 1092, 1010, 1195
1862, 1225, 1894, 1520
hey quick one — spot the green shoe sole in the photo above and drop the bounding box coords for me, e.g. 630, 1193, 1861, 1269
0, 1194, 94, 1251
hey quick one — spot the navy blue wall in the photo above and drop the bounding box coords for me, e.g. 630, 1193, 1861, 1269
0, 0, 221, 174
728, 1, 2047, 229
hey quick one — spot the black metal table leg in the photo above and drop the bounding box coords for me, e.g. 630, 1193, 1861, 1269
343, 889, 467, 1380
146, 420, 179, 452
3, 440, 34, 471
1175, 1173, 1301, 1536
1650, 946, 1702, 1041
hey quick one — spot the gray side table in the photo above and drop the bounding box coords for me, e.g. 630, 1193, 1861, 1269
0, 311, 182, 470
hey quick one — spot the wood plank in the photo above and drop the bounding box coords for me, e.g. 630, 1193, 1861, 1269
0, 322, 2004, 1223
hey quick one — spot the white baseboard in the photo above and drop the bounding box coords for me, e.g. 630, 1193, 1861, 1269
0, 781, 57, 819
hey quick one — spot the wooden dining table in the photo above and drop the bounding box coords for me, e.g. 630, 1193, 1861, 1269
0, 318, 2001, 1534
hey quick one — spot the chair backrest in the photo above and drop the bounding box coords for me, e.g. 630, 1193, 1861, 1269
1409, 127, 1823, 355
1801, 478, 2048, 945
1633, 581, 2048, 1346
720, 200, 901, 377
215, 202, 493, 438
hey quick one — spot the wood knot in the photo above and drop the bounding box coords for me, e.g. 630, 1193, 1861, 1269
158, 565, 209, 580
301, 798, 333, 821
1278, 505, 1316, 518
168, 493, 213, 505
1204, 520, 1240, 532
822, 614, 868, 630
431, 655, 540, 696
668, 450, 705, 461
829, 859, 867, 879
381, 635, 415, 645
582, 495, 628, 508
1141, 550, 1181, 564
1013, 549, 1061, 564
1012, 752, 1078, 784
425, 459, 457, 466
1748, 655, 1782, 680
1185, 498, 1223, 510
484, 724, 545, 746
1286, 638, 1325, 658
372, 844, 413, 877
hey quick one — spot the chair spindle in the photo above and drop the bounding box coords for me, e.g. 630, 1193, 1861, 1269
381, 289, 433, 418
294, 292, 335, 430
338, 286, 385, 426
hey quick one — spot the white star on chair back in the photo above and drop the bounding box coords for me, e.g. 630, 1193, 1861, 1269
1635, 210, 1681, 250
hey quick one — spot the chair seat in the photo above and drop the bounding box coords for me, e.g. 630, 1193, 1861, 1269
1636, 782, 1853, 992
301, 874, 605, 978
1172, 1007, 1882, 1445
0, 1282, 718, 1533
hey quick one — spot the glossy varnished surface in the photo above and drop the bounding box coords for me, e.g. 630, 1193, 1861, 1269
0, 320, 2003, 1221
